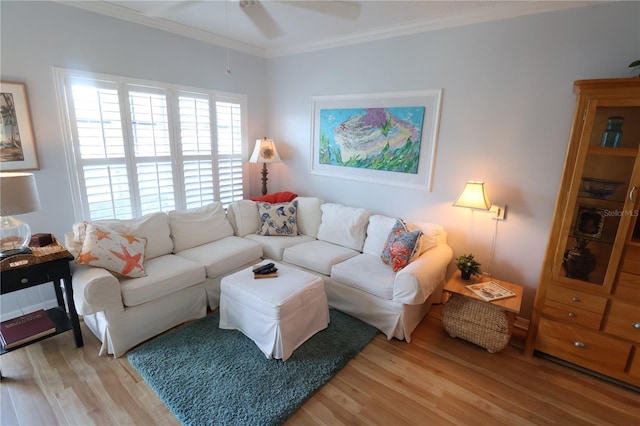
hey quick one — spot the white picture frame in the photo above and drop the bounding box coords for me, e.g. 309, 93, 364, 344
310, 89, 442, 191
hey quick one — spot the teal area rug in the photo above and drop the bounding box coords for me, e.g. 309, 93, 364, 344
127, 309, 378, 426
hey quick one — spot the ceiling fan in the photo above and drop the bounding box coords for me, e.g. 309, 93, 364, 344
145, 0, 362, 39
239, 1, 361, 38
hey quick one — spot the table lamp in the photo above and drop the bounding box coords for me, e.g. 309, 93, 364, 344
249, 137, 282, 195
0, 172, 41, 258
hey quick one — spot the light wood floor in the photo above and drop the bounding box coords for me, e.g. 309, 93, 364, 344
1, 305, 638, 426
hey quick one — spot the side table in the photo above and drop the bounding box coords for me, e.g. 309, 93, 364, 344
442, 270, 523, 353
1, 240, 83, 354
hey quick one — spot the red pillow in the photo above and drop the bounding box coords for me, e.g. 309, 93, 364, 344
250, 191, 298, 203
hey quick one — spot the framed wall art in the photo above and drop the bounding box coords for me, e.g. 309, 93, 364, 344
1, 81, 39, 171
575, 205, 605, 240
310, 89, 443, 191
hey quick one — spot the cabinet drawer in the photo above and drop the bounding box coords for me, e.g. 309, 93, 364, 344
542, 300, 603, 329
536, 318, 631, 373
546, 285, 607, 314
621, 245, 640, 274
604, 301, 640, 343
615, 271, 640, 303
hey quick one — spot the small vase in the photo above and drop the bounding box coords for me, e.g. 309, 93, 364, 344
600, 116, 624, 148
461, 271, 471, 280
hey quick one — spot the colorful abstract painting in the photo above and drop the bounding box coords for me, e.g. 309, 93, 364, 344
318, 107, 425, 174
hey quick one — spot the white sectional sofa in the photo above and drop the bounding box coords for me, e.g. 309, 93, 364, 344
67, 196, 452, 357
227, 197, 453, 342
65, 202, 262, 357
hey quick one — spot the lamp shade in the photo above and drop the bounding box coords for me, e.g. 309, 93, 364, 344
249, 137, 281, 164
1, 172, 41, 215
453, 181, 491, 210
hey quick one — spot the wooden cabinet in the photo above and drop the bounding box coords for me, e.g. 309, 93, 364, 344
525, 78, 640, 389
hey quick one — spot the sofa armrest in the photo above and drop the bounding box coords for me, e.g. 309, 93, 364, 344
70, 263, 124, 316
393, 243, 453, 304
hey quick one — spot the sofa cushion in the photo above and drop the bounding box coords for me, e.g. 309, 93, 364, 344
169, 202, 233, 252
381, 219, 422, 272
227, 200, 259, 237
283, 240, 360, 275
362, 215, 398, 256
316, 203, 370, 251
330, 254, 396, 300
407, 221, 444, 255
76, 223, 147, 278
293, 197, 323, 238
175, 236, 262, 278
73, 212, 173, 260
119, 254, 206, 307
257, 200, 298, 236
244, 234, 316, 260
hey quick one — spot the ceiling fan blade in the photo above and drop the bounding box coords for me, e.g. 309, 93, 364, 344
281, 1, 361, 20
239, 1, 284, 39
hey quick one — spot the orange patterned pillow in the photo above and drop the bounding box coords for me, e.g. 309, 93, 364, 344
76, 223, 147, 278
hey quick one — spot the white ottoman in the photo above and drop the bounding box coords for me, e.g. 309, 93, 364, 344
219, 262, 329, 361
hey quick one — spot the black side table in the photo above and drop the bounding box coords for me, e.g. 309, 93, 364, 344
1, 251, 83, 353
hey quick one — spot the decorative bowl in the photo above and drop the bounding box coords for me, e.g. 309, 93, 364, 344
581, 177, 621, 198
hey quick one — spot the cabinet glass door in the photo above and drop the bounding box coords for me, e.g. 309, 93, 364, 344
555, 101, 640, 288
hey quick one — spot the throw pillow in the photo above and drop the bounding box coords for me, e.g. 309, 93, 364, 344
381, 219, 423, 272
256, 200, 298, 236
250, 191, 298, 203
76, 223, 147, 278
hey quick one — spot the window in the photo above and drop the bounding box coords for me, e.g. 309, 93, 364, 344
54, 68, 247, 221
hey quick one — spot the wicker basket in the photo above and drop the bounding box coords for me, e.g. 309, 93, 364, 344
441, 293, 515, 353
0, 237, 71, 271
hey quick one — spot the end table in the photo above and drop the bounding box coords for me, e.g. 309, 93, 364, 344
442, 270, 523, 353
0, 238, 83, 354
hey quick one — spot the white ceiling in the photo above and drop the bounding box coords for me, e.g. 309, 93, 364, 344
57, 1, 600, 58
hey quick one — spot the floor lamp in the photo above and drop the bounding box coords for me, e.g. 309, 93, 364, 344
249, 137, 282, 195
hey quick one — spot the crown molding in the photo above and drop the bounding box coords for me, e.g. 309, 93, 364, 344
265, 1, 600, 58
54, 1, 600, 59
54, 1, 267, 57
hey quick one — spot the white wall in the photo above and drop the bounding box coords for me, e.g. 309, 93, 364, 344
264, 2, 640, 318
0, 1, 267, 317
1, 1, 638, 320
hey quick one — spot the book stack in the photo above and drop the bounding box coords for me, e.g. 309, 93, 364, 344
253, 263, 278, 279
1, 309, 56, 350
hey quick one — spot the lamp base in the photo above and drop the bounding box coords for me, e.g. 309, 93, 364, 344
0, 246, 32, 260
260, 163, 269, 196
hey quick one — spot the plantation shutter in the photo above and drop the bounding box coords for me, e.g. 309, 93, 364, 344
216, 101, 244, 206
57, 69, 247, 221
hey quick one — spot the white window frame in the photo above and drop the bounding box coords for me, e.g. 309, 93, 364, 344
53, 67, 249, 221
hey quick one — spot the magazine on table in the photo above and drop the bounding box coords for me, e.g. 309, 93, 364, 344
466, 281, 516, 302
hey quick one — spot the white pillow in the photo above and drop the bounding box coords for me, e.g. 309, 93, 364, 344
316, 203, 371, 251
169, 202, 234, 252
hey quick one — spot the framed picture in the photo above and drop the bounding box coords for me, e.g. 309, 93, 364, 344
1, 81, 39, 171
310, 90, 443, 191
575, 205, 605, 240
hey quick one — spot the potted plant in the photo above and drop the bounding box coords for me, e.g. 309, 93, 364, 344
455, 253, 481, 280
